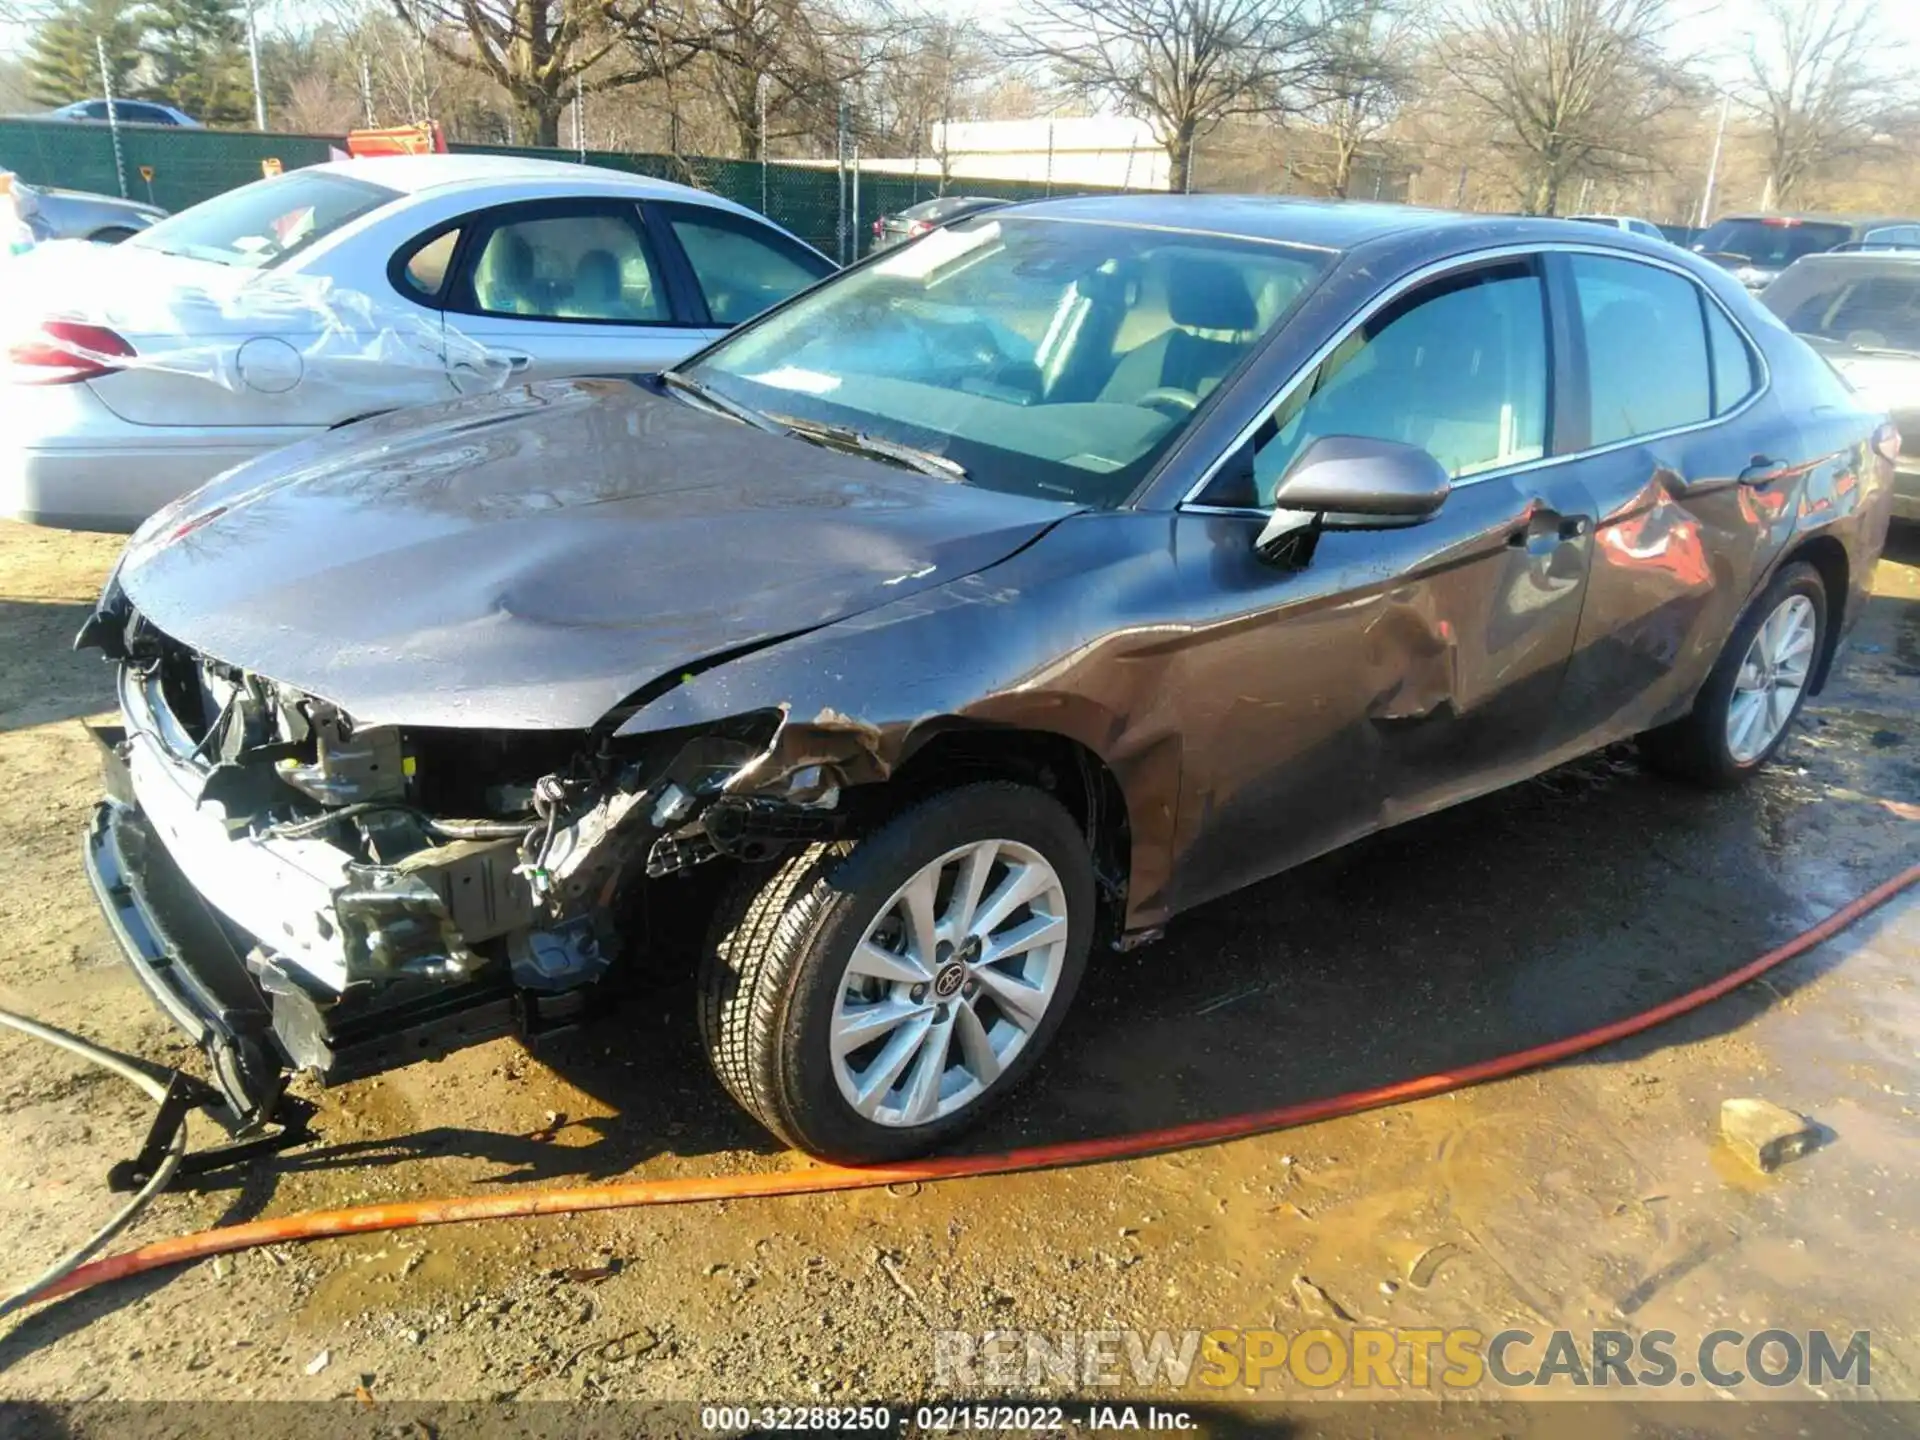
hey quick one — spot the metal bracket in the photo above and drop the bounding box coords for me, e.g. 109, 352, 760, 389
107, 1071, 318, 1194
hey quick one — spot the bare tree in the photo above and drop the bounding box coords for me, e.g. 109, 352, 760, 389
1003, 0, 1337, 191
387, 0, 717, 146
1296, 0, 1412, 197
1436, 0, 1686, 215
691, 0, 872, 158
864, 14, 996, 178
1743, 0, 1897, 210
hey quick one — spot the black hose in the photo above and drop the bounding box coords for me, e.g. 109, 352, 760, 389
0, 1009, 187, 1318
262, 802, 536, 843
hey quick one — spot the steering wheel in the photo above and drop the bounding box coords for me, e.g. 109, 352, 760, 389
1137, 386, 1202, 418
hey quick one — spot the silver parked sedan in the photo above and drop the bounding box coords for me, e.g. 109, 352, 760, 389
14, 176, 167, 243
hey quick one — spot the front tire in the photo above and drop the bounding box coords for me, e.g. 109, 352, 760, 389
1639, 561, 1827, 787
698, 782, 1094, 1162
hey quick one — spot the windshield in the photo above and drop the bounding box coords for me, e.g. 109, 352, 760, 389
127, 170, 398, 269
684, 216, 1332, 507
1694, 219, 1850, 267
1762, 262, 1920, 354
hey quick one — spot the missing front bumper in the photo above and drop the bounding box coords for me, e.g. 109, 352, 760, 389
84, 789, 283, 1129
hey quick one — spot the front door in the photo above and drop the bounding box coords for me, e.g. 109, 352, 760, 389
1166, 254, 1597, 913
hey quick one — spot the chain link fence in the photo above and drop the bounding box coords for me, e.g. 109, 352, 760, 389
0, 118, 1111, 260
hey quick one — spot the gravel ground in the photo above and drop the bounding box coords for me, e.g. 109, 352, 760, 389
0, 519, 1916, 1435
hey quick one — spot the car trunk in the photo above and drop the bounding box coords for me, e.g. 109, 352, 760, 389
2, 240, 457, 428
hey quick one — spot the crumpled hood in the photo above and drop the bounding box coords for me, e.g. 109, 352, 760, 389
115, 379, 1078, 730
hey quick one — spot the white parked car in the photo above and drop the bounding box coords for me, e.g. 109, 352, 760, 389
1567, 213, 1668, 241
1, 154, 834, 531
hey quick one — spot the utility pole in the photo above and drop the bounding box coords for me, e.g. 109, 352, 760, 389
246, 4, 266, 131
757, 72, 768, 216
836, 95, 850, 265
360, 55, 375, 127
573, 73, 585, 159
96, 36, 127, 197
1697, 91, 1731, 229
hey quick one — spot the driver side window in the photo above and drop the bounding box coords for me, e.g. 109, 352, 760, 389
1233, 262, 1549, 507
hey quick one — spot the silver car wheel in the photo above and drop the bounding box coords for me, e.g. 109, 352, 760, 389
1725, 593, 1817, 764
830, 838, 1070, 1128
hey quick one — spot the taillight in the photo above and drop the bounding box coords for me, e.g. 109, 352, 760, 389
872, 218, 883, 236
907, 220, 933, 238
7, 319, 136, 385
1874, 420, 1902, 463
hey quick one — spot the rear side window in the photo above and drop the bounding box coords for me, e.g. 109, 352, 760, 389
665, 209, 830, 326
1245, 261, 1549, 501
1705, 301, 1757, 415
1571, 255, 1711, 444
398, 228, 460, 301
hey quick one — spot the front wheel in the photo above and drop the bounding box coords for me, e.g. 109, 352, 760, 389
1639, 561, 1827, 787
698, 782, 1094, 1162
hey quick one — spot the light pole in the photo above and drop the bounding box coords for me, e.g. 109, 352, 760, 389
1698, 91, 1731, 229
246, 4, 267, 131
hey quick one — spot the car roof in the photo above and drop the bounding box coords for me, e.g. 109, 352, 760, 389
302, 153, 733, 205
1786, 251, 1920, 270
993, 193, 1512, 250
983, 193, 1685, 254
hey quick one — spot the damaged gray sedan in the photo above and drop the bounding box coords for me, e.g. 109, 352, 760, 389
80, 197, 1898, 1161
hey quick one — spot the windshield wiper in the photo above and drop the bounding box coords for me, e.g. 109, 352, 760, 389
769, 414, 970, 481
655, 369, 786, 433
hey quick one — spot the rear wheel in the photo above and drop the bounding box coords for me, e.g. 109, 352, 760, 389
1639, 561, 1826, 787
88, 226, 138, 244
698, 782, 1094, 1162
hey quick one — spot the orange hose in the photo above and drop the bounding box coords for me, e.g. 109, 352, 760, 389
28, 860, 1920, 1309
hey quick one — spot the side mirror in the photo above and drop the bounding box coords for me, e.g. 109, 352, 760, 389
1255, 435, 1450, 563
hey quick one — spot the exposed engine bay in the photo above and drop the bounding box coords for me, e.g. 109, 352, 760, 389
78, 594, 857, 1127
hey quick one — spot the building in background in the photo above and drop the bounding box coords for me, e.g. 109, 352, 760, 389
831, 116, 1171, 192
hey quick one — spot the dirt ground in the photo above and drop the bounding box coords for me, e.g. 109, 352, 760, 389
0, 518, 1916, 1432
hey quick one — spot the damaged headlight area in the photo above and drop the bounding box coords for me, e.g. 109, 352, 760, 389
82, 599, 861, 1122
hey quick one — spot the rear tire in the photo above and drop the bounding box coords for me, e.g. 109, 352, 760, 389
1638, 561, 1826, 788
698, 782, 1094, 1162
89, 226, 137, 244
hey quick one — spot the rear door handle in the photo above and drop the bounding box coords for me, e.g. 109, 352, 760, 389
1508, 512, 1590, 546
1739, 455, 1790, 486
499, 351, 533, 374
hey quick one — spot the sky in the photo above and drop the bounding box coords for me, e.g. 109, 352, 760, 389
5, 0, 1918, 93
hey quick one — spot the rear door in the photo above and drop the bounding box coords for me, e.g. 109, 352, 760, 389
1546, 251, 1801, 749
1166, 251, 1599, 911
439, 197, 712, 381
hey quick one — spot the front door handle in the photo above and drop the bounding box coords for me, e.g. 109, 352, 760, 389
499, 351, 534, 374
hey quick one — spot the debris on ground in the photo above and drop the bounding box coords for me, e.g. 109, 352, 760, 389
557, 1259, 623, 1284
1720, 1097, 1822, 1173
304, 1349, 331, 1376
1406, 1242, 1463, 1289
1290, 1274, 1354, 1321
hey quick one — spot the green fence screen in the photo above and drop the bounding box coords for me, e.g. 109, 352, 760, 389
0, 117, 1108, 260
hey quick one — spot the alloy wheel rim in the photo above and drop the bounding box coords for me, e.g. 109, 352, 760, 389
830, 839, 1070, 1128
1726, 594, 1816, 765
